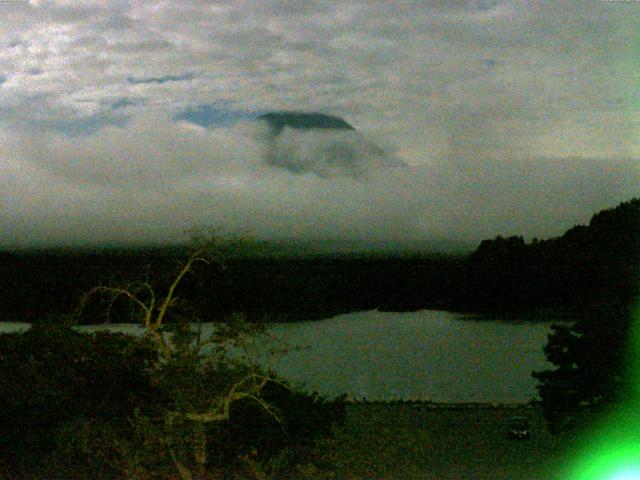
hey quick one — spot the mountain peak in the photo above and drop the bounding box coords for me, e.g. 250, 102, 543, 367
258, 111, 355, 135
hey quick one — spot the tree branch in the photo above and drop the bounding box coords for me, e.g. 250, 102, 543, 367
153, 252, 210, 330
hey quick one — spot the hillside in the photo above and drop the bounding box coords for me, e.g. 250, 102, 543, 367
457, 198, 640, 312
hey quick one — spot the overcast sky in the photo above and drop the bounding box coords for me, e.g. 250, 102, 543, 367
0, 0, 638, 249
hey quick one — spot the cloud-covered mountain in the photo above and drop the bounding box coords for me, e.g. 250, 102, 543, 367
0, 1, 634, 248
256, 111, 405, 178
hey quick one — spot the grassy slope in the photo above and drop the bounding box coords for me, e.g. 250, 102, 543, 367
306, 403, 577, 480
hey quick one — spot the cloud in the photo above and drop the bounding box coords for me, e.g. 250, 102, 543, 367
109, 97, 145, 110
261, 126, 403, 178
11, 112, 262, 187
1, 0, 635, 163
0, 0, 637, 247
126, 72, 197, 85
174, 104, 260, 128
11, 111, 402, 185
2, 110, 638, 248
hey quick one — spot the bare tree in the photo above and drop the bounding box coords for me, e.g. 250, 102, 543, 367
78, 232, 281, 480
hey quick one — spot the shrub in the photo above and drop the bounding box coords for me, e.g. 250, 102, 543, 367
215, 383, 346, 477
219, 382, 346, 458
0, 322, 157, 470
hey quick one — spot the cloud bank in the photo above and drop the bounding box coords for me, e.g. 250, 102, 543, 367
0, 0, 637, 248
2, 110, 639, 248
262, 128, 403, 178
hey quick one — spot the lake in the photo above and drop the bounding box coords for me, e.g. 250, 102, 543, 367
267, 310, 559, 403
0, 309, 562, 403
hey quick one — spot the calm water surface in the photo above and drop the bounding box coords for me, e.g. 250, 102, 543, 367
267, 310, 558, 403
0, 310, 562, 403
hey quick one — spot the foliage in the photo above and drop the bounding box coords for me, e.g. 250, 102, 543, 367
0, 231, 347, 479
460, 198, 640, 312
71, 232, 347, 479
0, 245, 463, 323
532, 303, 633, 434
0, 321, 158, 478
529, 201, 640, 434
0, 321, 156, 451
52, 417, 134, 479
214, 382, 346, 470
3, 198, 639, 323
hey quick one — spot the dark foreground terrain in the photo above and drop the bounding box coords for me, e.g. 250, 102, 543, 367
0, 399, 596, 479
316, 402, 578, 480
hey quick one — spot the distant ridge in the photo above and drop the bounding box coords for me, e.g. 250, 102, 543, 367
258, 111, 355, 135
463, 197, 640, 312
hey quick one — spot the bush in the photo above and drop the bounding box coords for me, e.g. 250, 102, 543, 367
52, 417, 132, 479
0, 322, 157, 469
0, 322, 345, 479
212, 382, 346, 470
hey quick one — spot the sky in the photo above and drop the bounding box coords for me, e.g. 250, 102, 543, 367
0, 0, 638, 249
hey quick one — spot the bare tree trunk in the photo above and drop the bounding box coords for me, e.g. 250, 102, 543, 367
168, 442, 194, 480
194, 426, 207, 479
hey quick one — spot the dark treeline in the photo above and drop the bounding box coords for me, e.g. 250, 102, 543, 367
1, 197, 639, 323
458, 197, 640, 313
0, 247, 464, 323
528, 199, 640, 433
0, 246, 186, 323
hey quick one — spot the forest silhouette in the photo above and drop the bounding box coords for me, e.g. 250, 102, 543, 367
0, 197, 638, 324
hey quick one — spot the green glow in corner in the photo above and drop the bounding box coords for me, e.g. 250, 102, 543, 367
565, 304, 640, 480
609, 469, 640, 480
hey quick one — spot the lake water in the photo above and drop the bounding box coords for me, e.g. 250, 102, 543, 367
267, 310, 558, 403
0, 310, 562, 403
